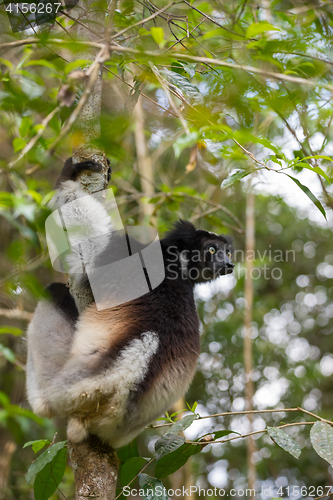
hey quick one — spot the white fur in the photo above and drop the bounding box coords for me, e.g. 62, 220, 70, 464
26, 179, 199, 448
50, 180, 113, 276
26, 301, 75, 417
51, 331, 159, 415
66, 330, 160, 447
26, 299, 198, 448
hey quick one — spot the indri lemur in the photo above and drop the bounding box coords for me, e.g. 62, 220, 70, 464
26, 159, 234, 448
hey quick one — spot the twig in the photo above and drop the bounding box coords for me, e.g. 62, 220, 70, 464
109, 1, 176, 40
0, 308, 33, 321
150, 63, 190, 135
9, 105, 63, 168
115, 459, 155, 499
187, 421, 316, 446
181, 0, 247, 38
3, 41, 333, 92
104, 68, 179, 117
315, 492, 333, 500
48, 45, 109, 154
297, 406, 333, 426
150, 407, 324, 428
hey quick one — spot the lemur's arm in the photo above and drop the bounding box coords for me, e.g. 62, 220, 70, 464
55, 157, 111, 188
51, 158, 113, 279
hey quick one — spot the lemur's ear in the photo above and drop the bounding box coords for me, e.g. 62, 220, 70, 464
163, 219, 197, 249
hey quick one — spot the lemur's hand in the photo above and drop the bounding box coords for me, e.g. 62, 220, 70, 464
56, 158, 111, 187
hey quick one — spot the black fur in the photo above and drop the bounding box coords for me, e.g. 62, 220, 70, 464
42, 159, 234, 441
46, 283, 79, 325
55, 158, 111, 187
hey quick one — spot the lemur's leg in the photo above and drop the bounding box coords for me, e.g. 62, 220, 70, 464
26, 284, 78, 417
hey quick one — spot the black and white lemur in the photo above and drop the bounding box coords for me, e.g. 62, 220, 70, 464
26, 159, 234, 449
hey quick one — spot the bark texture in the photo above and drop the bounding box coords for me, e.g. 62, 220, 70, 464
66, 1, 119, 498
68, 436, 119, 500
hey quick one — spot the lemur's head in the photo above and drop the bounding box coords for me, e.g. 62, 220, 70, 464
164, 220, 234, 284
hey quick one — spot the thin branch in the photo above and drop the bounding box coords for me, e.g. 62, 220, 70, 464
9, 105, 63, 168
150, 63, 190, 135
187, 421, 316, 446
0, 251, 49, 285
115, 459, 155, 499
49, 45, 109, 154
61, 11, 104, 40
3, 41, 333, 92
297, 406, 333, 425
150, 407, 327, 429
0, 308, 33, 321
181, 0, 247, 38
189, 206, 244, 233
109, 1, 176, 40
104, 68, 179, 117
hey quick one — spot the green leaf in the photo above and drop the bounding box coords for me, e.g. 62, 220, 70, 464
0, 391, 10, 407
12, 137, 26, 153
213, 430, 239, 439
64, 59, 91, 75
0, 193, 14, 208
221, 169, 252, 188
197, 429, 238, 441
8, 404, 43, 424
120, 457, 149, 486
285, 174, 326, 219
19, 116, 32, 138
24, 60, 58, 71
292, 162, 331, 183
138, 474, 168, 500
161, 69, 203, 103
181, 62, 196, 78
173, 132, 199, 159
310, 421, 333, 466
155, 433, 185, 461
0, 326, 23, 336
150, 27, 164, 46
0, 344, 16, 363
246, 22, 280, 38
200, 168, 220, 185
302, 155, 333, 162
33, 447, 67, 500
24, 440, 50, 453
26, 441, 67, 485
117, 440, 139, 462
155, 443, 201, 478
170, 415, 196, 434
267, 427, 301, 459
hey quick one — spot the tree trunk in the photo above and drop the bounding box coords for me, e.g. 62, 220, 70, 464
66, 1, 119, 497
244, 181, 257, 492
68, 436, 119, 500
133, 96, 155, 224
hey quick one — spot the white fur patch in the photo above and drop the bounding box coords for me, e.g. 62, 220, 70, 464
51, 331, 159, 417
50, 180, 113, 275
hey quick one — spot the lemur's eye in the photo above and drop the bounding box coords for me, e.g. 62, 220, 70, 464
208, 246, 216, 255
227, 251, 231, 258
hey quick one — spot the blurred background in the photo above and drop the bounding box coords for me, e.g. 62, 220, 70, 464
0, 0, 333, 498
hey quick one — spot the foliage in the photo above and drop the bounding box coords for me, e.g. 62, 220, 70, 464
0, 0, 333, 498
